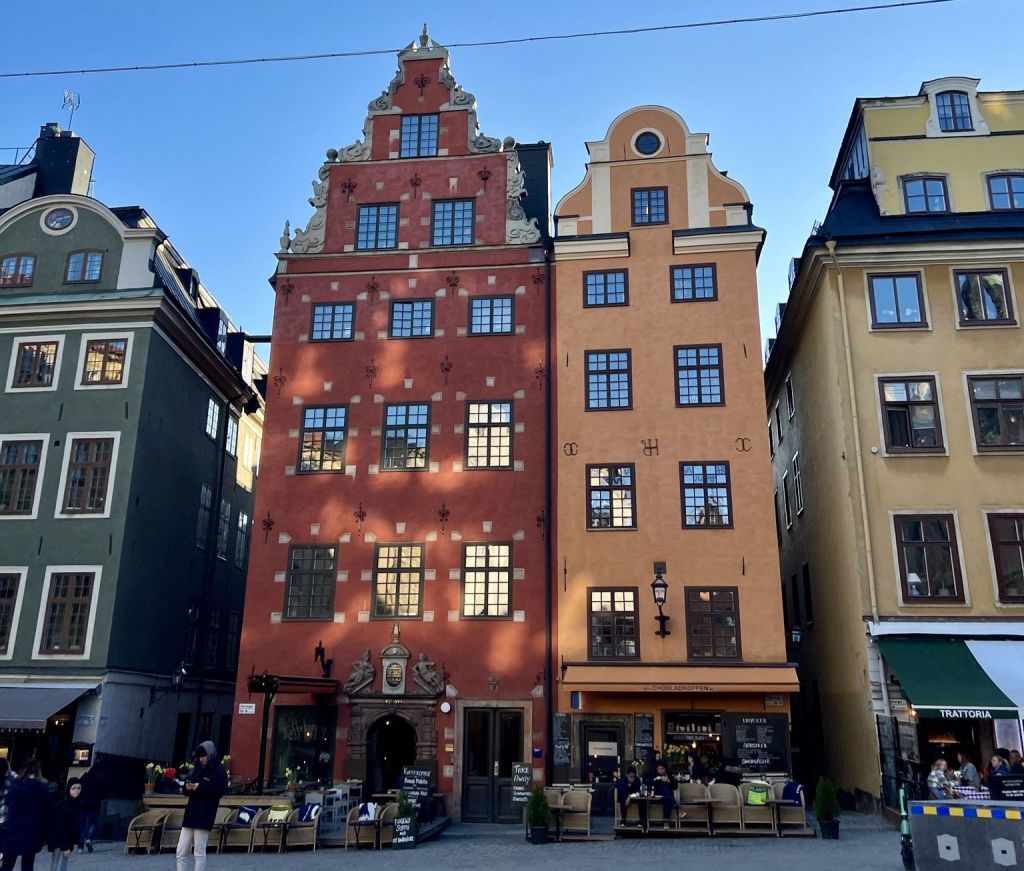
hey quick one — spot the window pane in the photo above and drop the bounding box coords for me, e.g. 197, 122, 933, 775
311, 304, 354, 341
671, 266, 716, 301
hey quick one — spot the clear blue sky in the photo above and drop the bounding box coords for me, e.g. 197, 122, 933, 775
2, 0, 1017, 354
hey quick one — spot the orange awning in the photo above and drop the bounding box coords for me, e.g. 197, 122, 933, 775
560, 664, 798, 694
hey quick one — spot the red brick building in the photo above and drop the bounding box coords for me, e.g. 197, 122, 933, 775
232, 29, 552, 822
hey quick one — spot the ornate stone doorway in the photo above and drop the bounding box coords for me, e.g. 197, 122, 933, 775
366, 714, 417, 794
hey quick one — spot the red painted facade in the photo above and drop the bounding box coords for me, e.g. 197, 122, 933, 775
232, 32, 551, 822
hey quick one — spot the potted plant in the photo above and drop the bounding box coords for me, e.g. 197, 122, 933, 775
284, 767, 298, 794
814, 777, 841, 839
526, 787, 550, 844
144, 763, 163, 794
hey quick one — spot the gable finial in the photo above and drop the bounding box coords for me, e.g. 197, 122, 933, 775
420, 24, 429, 47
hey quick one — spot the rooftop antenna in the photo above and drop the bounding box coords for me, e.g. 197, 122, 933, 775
62, 90, 81, 129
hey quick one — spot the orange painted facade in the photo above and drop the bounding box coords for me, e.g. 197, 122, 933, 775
551, 107, 795, 784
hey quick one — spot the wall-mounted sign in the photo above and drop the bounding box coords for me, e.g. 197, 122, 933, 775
238, 703, 256, 715
512, 763, 532, 804
764, 694, 785, 708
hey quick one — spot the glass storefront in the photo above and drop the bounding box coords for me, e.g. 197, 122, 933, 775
271, 705, 336, 786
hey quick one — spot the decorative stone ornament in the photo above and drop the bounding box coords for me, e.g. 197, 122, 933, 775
381, 629, 411, 696
344, 649, 376, 695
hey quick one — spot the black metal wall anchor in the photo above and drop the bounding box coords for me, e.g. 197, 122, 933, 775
535, 361, 546, 388
536, 509, 547, 540
532, 269, 545, 293
353, 502, 367, 534
365, 358, 378, 389
365, 276, 380, 301
409, 173, 422, 198
440, 354, 453, 385
261, 510, 275, 544
278, 279, 294, 305
340, 177, 358, 198
446, 272, 459, 291
272, 368, 288, 397
438, 503, 450, 533
414, 73, 431, 96
477, 167, 491, 190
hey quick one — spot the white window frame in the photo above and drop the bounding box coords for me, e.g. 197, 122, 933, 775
792, 452, 804, 515
947, 265, 1019, 332
862, 269, 933, 333
225, 415, 239, 457
960, 368, 1024, 456
888, 509, 971, 608
782, 471, 793, 529
785, 373, 796, 419
0, 565, 29, 660
981, 507, 1024, 608
0, 433, 50, 520
235, 510, 250, 568
205, 398, 220, 440
5, 334, 65, 393
874, 371, 950, 459
73, 331, 135, 391
53, 431, 121, 520
31, 564, 103, 660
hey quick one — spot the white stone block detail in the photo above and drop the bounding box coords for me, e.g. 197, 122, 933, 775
310, 523, 321, 535
426, 531, 438, 542
485, 377, 495, 387
449, 569, 461, 580
513, 530, 525, 541
370, 427, 381, 437
513, 568, 526, 580
404, 378, 414, 389
348, 428, 358, 437
368, 465, 379, 475
292, 396, 304, 405
457, 327, 468, 336
458, 288, 469, 297
337, 571, 348, 582
331, 281, 339, 290
357, 291, 368, 300
344, 244, 354, 252
377, 330, 388, 340
429, 462, 440, 473
482, 521, 493, 533
513, 610, 526, 623
284, 465, 296, 475
452, 461, 462, 473
456, 391, 467, 401
423, 610, 435, 622
514, 460, 525, 471
515, 325, 526, 334
333, 612, 345, 623
487, 275, 497, 285
323, 381, 333, 391
431, 424, 441, 434
435, 328, 444, 337
515, 285, 526, 295
298, 332, 310, 342
344, 221, 357, 230
350, 395, 361, 404
515, 422, 525, 433
451, 531, 462, 542
376, 181, 385, 191
425, 569, 436, 581
374, 394, 385, 403
448, 611, 460, 622
364, 532, 376, 543
399, 218, 410, 227
408, 275, 417, 285
354, 331, 365, 341
358, 611, 370, 623
408, 258, 418, 271
340, 533, 351, 543
435, 288, 446, 298
361, 570, 373, 581
274, 571, 286, 583
278, 533, 291, 544
420, 216, 431, 226
454, 424, 464, 434
431, 392, 443, 402
345, 465, 357, 477
514, 389, 526, 399
398, 242, 409, 250
288, 428, 299, 439
301, 294, 311, 303
396, 522, 406, 534
379, 291, 390, 300
270, 612, 282, 624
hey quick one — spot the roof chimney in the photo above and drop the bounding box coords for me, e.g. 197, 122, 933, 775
33, 124, 94, 197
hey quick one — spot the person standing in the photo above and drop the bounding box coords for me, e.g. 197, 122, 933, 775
46, 780, 82, 871
0, 760, 50, 871
927, 759, 953, 800
957, 752, 980, 788
75, 765, 105, 855
176, 742, 227, 871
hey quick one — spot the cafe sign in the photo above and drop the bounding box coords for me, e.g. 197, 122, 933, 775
938, 708, 993, 720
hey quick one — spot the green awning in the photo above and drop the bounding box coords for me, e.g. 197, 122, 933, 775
876, 638, 1019, 720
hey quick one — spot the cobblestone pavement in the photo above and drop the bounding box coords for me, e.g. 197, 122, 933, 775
55, 814, 901, 871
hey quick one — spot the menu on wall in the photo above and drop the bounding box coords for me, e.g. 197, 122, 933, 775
634, 713, 655, 764
553, 713, 571, 767
990, 775, 1024, 801
512, 763, 532, 804
722, 713, 790, 773
402, 766, 433, 808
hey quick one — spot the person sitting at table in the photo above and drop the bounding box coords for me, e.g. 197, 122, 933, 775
927, 759, 953, 799
647, 762, 679, 824
989, 755, 1011, 778
957, 752, 980, 788
686, 751, 708, 785
615, 766, 645, 827
1009, 750, 1024, 774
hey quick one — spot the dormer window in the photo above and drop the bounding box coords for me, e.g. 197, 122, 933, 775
936, 91, 972, 132
400, 114, 439, 158
0, 254, 35, 287
988, 174, 1024, 211
65, 250, 103, 283
902, 176, 949, 214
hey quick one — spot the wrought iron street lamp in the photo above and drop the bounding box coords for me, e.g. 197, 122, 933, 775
651, 567, 671, 637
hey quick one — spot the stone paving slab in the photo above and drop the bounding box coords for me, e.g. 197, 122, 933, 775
59, 817, 903, 871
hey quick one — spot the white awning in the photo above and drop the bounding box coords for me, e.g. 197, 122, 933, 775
965, 641, 1024, 714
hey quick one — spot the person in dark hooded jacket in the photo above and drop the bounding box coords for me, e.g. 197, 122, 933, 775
1, 759, 50, 871
46, 778, 82, 871
176, 741, 226, 871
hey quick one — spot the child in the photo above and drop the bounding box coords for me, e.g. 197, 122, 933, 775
47, 777, 83, 871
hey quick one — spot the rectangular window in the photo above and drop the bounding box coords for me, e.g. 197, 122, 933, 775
968, 375, 1024, 450
356, 204, 398, 250
675, 345, 723, 406
465, 401, 512, 469
234, 511, 250, 568
284, 545, 336, 620
205, 606, 221, 669
902, 177, 948, 213
955, 269, 1015, 325
299, 406, 347, 472
768, 421, 774, 459
584, 271, 628, 307
65, 250, 103, 283
895, 514, 964, 601
382, 403, 429, 470
0, 439, 43, 515
225, 416, 238, 457
216, 320, 228, 355
686, 588, 739, 660
310, 303, 355, 341
585, 349, 632, 410
0, 572, 21, 655
792, 453, 804, 514
431, 200, 475, 246
802, 563, 814, 625
468, 296, 513, 335
785, 374, 796, 419
879, 377, 943, 453
216, 499, 231, 559
196, 483, 212, 548
680, 462, 732, 528
988, 514, 1024, 602
205, 399, 220, 439
936, 91, 972, 132
226, 611, 240, 670
462, 543, 511, 618
61, 438, 113, 514
586, 464, 636, 530
775, 404, 783, 442
0, 254, 35, 287
373, 543, 424, 618
869, 274, 927, 327
632, 187, 667, 224
988, 174, 1024, 211
774, 490, 782, 542
389, 300, 434, 338
81, 338, 127, 385
671, 265, 717, 302
782, 473, 793, 529
589, 588, 638, 659
40, 571, 95, 654
400, 114, 439, 158
12, 341, 58, 389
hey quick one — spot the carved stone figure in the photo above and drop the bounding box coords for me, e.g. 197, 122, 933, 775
291, 165, 330, 254
279, 220, 291, 253
412, 652, 445, 695
345, 649, 375, 694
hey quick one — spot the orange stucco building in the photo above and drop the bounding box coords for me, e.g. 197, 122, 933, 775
551, 107, 796, 796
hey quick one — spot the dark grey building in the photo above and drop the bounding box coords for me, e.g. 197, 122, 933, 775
0, 123, 266, 783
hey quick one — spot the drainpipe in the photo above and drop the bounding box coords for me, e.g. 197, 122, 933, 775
543, 242, 554, 786
826, 240, 879, 624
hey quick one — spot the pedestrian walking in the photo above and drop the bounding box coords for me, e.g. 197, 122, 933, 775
74, 765, 105, 855
176, 741, 227, 871
0, 760, 51, 871
46, 779, 82, 871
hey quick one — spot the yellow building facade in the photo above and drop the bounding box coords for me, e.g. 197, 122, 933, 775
552, 106, 795, 800
767, 78, 1024, 810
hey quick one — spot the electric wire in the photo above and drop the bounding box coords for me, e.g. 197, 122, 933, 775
0, 0, 957, 79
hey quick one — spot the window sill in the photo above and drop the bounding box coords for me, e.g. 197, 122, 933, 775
957, 321, 1018, 329
869, 323, 930, 331
882, 448, 949, 457
587, 526, 638, 532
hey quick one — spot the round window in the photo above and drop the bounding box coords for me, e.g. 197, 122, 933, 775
385, 662, 404, 688
44, 207, 75, 231
634, 132, 662, 156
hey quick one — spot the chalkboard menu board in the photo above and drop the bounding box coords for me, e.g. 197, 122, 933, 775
512, 762, 532, 804
553, 713, 571, 767
402, 766, 433, 808
989, 775, 1024, 801
722, 713, 790, 773
634, 713, 655, 764
392, 816, 416, 849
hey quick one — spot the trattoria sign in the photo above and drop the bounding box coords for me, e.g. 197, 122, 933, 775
918, 707, 1018, 720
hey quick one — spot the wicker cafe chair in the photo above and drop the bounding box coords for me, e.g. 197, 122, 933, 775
377, 802, 400, 848
345, 804, 380, 849
771, 781, 809, 832
707, 783, 743, 832
675, 782, 711, 833
157, 809, 185, 853
739, 782, 776, 834
218, 806, 266, 852
560, 788, 592, 838
284, 805, 322, 851
205, 807, 237, 853
614, 794, 642, 829
124, 810, 168, 855
252, 806, 292, 852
